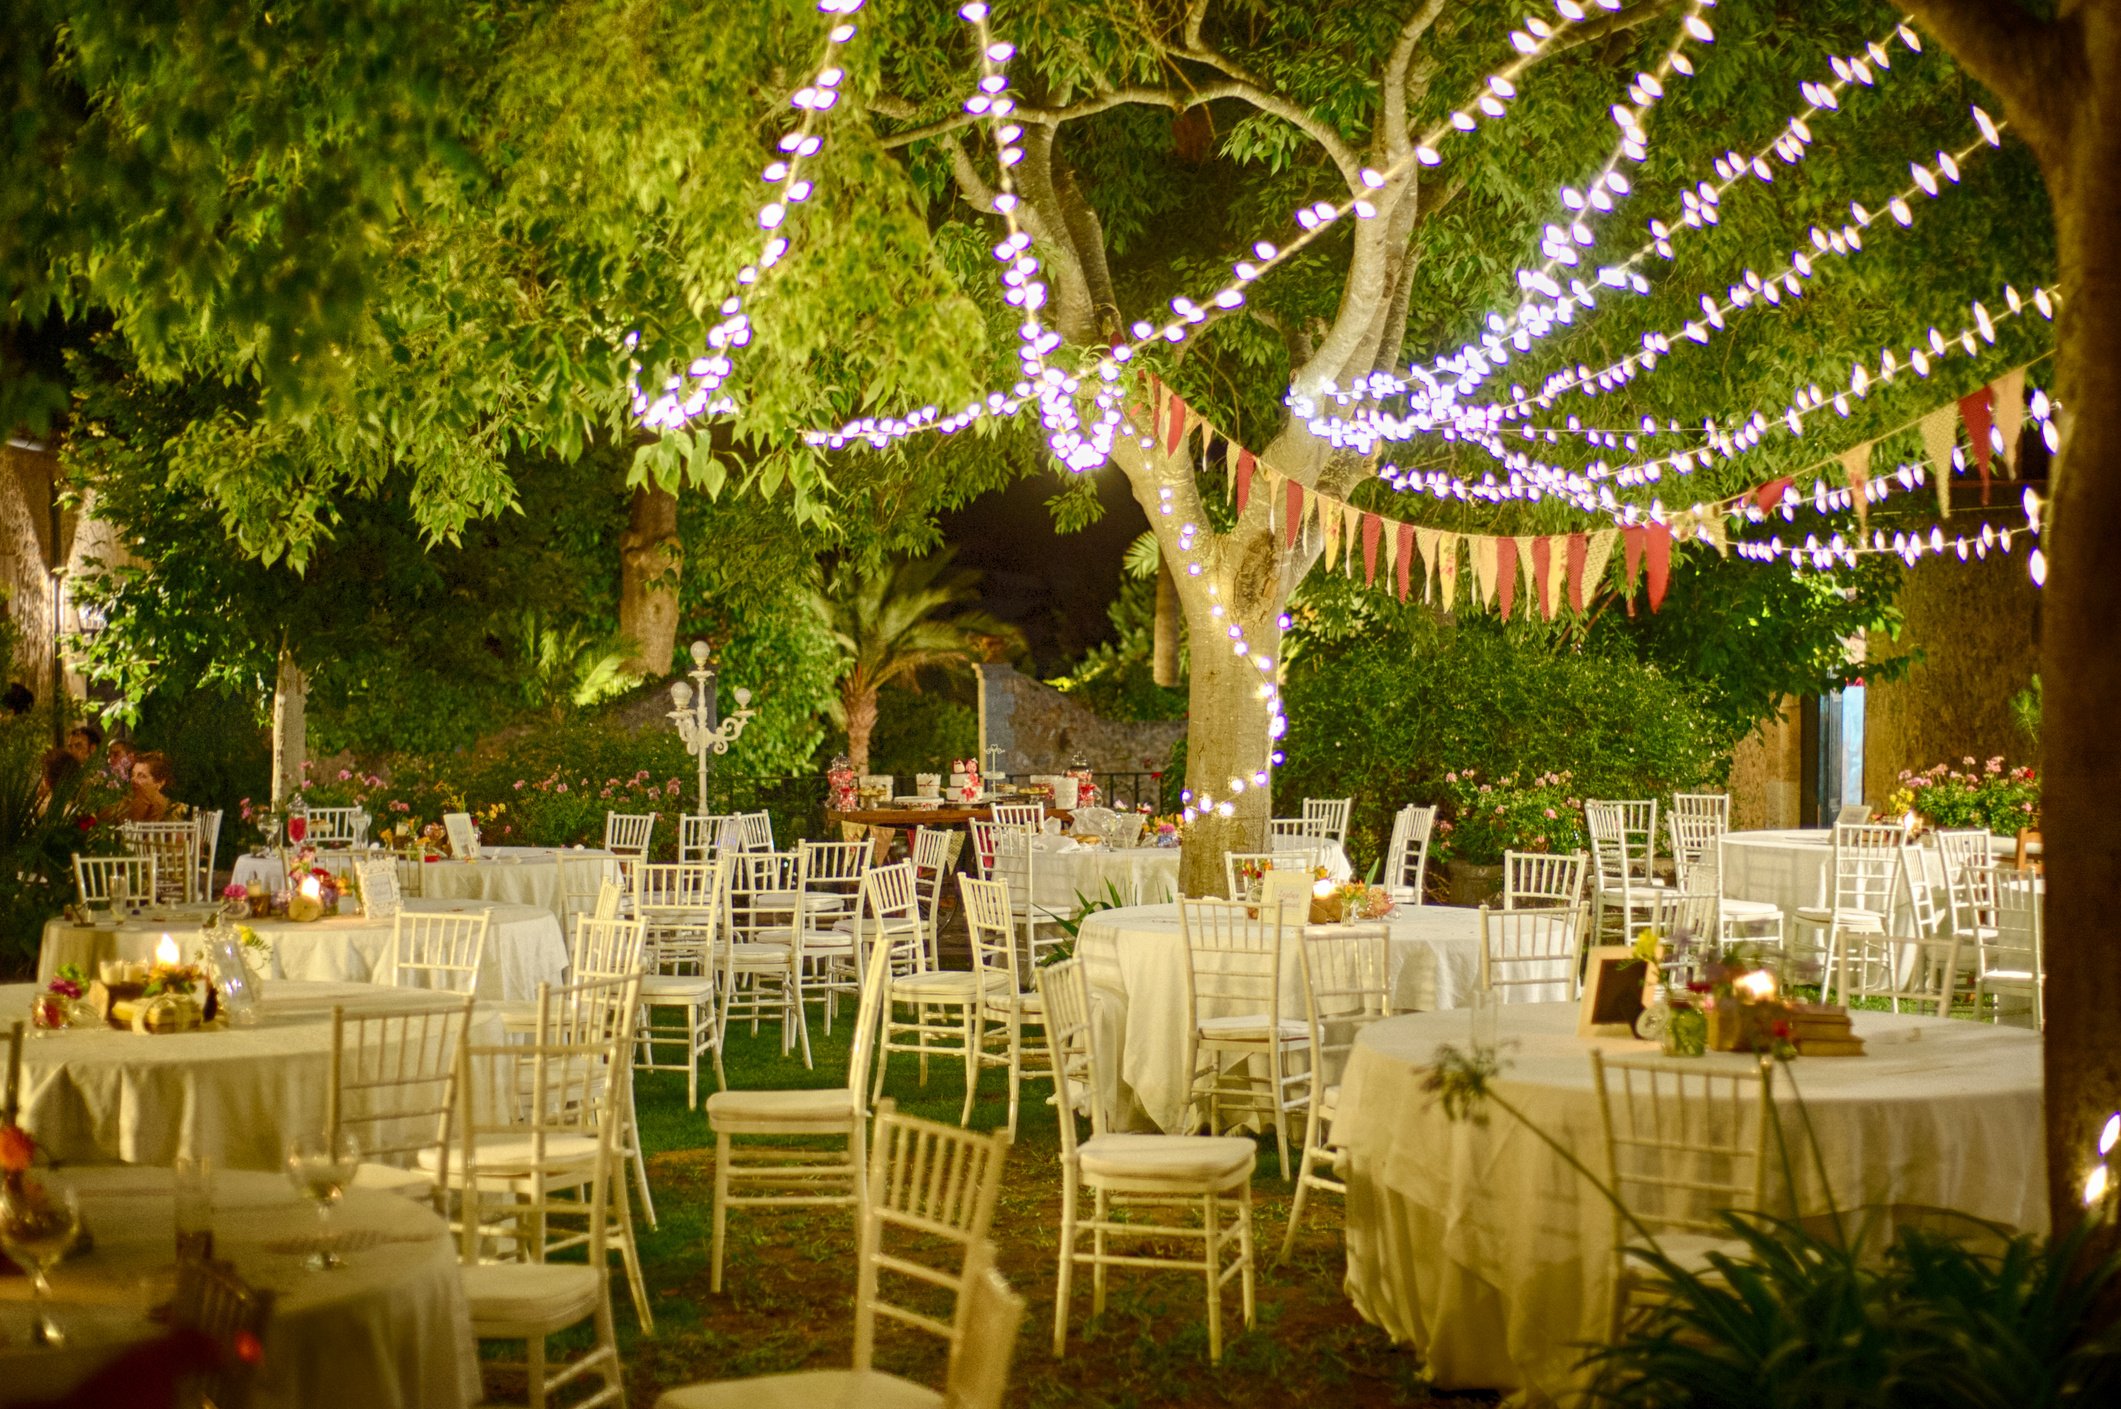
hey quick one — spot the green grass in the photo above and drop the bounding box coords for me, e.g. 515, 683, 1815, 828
505, 1010, 1491, 1408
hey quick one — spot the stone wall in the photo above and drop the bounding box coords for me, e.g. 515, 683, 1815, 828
2, 440, 134, 704
976, 663, 1185, 775
1728, 696, 1803, 830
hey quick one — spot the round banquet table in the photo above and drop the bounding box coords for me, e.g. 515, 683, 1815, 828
1336, 1003, 2045, 1404
230, 845, 615, 927
1032, 836, 1352, 917
1718, 828, 2013, 936
7, 981, 500, 1172
0, 1165, 478, 1409
1074, 901, 1566, 1132
38, 897, 566, 1002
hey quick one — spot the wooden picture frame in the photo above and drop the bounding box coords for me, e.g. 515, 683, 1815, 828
1578, 945, 1651, 1038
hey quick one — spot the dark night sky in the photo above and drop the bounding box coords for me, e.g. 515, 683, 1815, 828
939, 467, 1147, 676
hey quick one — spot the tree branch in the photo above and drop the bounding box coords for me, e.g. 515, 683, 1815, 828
1382, 0, 1450, 158
1897, 0, 2076, 170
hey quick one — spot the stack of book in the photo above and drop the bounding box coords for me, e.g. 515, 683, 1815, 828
1787, 1002, 1865, 1056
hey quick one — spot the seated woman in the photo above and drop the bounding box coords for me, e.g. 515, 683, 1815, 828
122, 751, 178, 823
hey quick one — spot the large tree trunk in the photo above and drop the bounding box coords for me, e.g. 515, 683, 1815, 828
270, 639, 306, 806
1152, 558, 1182, 687
844, 688, 879, 776
619, 482, 682, 679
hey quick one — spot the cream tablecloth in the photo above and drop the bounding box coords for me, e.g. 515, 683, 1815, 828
1032, 837, 1352, 917
1074, 902, 1563, 1132
1338, 1003, 2044, 1404
39, 898, 566, 1002
232, 845, 615, 926
7, 980, 500, 1172
0, 1166, 478, 1409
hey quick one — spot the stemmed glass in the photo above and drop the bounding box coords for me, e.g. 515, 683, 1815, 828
0, 1183, 83, 1346
285, 1130, 360, 1271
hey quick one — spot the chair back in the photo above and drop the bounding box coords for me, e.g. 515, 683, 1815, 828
1667, 809, 1726, 891
679, 813, 746, 864
1223, 850, 1291, 902
172, 1256, 276, 1409
1382, 804, 1436, 903
960, 876, 1023, 998
1268, 815, 1320, 845
637, 859, 721, 974
572, 915, 648, 980
991, 802, 1045, 831
1982, 867, 2044, 1025
796, 838, 870, 935
354, 857, 402, 918
123, 820, 200, 903
845, 929, 895, 1106
855, 861, 927, 978
1478, 904, 1585, 999
304, 806, 371, 847
193, 808, 224, 900
853, 1101, 1012, 1373
328, 996, 473, 1196
1302, 797, 1353, 845
726, 849, 798, 939
1897, 842, 1949, 939
944, 1265, 1027, 1409
1179, 896, 1293, 1032
1504, 850, 1587, 910
911, 825, 963, 962
985, 825, 1045, 933
1036, 956, 1107, 1154
603, 811, 656, 858
1590, 1050, 1774, 1249
74, 853, 156, 908
734, 809, 776, 851
1831, 822, 1905, 916
967, 817, 1000, 879
1936, 829, 1996, 928
1296, 925, 1394, 1105
385, 909, 493, 995
1671, 792, 1730, 824
441, 811, 479, 859
1587, 798, 1658, 879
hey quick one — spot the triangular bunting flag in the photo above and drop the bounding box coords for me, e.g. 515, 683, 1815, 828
1165, 394, 1189, 456
1529, 537, 1553, 619
1838, 442, 1872, 529
1235, 448, 1256, 515
1513, 535, 1538, 611
1583, 529, 1618, 607
1285, 477, 1305, 549
1321, 498, 1343, 570
1414, 527, 1438, 604
1396, 523, 1415, 601
1437, 533, 1460, 609
1473, 535, 1501, 610
1545, 537, 1569, 618
1622, 526, 1647, 616
1958, 387, 1995, 505
1362, 513, 1382, 587
1494, 536, 1517, 619
1646, 524, 1672, 613
1755, 478, 1793, 514
1993, 368, 2026, 472
1919, 403, 1958, 518
1565, 532, 1589, 614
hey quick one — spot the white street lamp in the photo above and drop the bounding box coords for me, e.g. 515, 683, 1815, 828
668, 640, 757, 813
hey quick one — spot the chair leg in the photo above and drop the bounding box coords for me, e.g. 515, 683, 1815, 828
1054, 1172, 1078, 1357
527, 1332, 548, 1409
711, 1131, 733, 1294
1202, 1192, 1223, 1364
959, 1006, 979, 1128
1278, 1163, 1313, 1265
1238, 1182, 1256, 1331
1091, 1188, 1109, 1315
1004, 1014, 1022, 1141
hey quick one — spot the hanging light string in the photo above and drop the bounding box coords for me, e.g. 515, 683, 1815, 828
1737, 499, 2041, 578
634, 0, 868, 432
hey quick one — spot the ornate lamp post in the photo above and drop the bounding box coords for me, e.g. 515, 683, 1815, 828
668, 640, 756, 814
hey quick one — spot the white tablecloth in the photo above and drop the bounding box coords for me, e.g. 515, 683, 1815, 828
7, 981, 503, 1173
0, 1166, 478, 1409
231, 846, 614, 927
39, 898, 567, 1002
1338, 1003, 2045, 1403
1033, 837, 1353, 916
1074, 901, 1560, 1132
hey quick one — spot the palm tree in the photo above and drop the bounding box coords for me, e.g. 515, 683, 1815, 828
806, 551, 1023, 774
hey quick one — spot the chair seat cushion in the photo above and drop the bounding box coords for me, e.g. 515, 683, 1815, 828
891, 971, 1003, 1000
1717, 898, 1782, 920
656, 1369, 940, 1409
1795, 906, 1884, 928
705, 1086, 857, 1133
641, 975, 717, 999
417, 1132, 599, 1174
1622, 1231, 1748, 1279
1077, 1133, 1256, 1190
726, 941, 792, 964
1979, 968, 2038, 983
496, 999, 539, 1032
352, 1162, 435, 1199
463, 1261, 604, 1332
1197, 1013, 1308, 1041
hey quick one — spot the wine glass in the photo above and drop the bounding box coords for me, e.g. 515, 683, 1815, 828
285, 1130, 360, 1270
0, 1183, 83, 1346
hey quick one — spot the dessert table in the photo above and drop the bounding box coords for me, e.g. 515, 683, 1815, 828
1337, 1003, 2044, 1404
6, 980, 501, 1171
38, 898, 567, 1002
231, 845, 616, 926
1073, 901, 1565, 1132
0, 1165, 479, 1409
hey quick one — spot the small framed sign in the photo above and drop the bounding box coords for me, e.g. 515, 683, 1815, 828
1578, 945, 1652, 1038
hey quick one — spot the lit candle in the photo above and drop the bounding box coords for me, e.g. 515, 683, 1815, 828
299, 876, 322, 901
1734, 969, 1778, 1001
1311, 879, 1337, 899
156, 934, 180, 967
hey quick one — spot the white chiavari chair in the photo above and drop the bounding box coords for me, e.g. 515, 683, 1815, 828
1040, 956, 1256, 1363
560, 855, 628, 930
602, 811, 655, 860
987, 823, 1065, 971
73, 853, 156, 910
678, 813, 746, 864
1180, 896, 1310, 1180
304, 806, 371, 848
967, 816, 1001, 880
1670, 791, 1730, 825
193, 808, 223, 900
450, 970, 642, 1383
1936, 829, 1999, 939
384, 909, 493, 996
1381, 804, 1436, 905
1586, 800, 1664, 941
1222, 851, 1288, 903
1793, 822, 1902, 1003
736, 810, 775, 852
910, 824, 964, 967
1302, 797, 1352, 847
961, 875, 1053, 1139
1669, 816, 1784, 942
705, 939, 890, 1293
722, 849, 810, 1066
786, 839, 870, 1031
1280, 923, 1394, 1263
122, 820, 199, 903
866, 862, 991, 1123
332, 995, 474, 1209
1479, 904, 1587, 1001
442, 811, 480, 859
655, 1102, 1018, 1409
1975, 866, 2043, 1028
1503, 850, 1587, 910
1590, 1049, 1774, 1337
171, 1256, 277, 1409
634, 860, 726, 1108
991, 801, 1045, 831
1267, 816, 1318, 847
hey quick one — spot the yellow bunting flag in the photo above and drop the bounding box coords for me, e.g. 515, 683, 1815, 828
1992, 367, 2026, 471
1583, 528, 1619, 602
1470, 535, 1500, 608
1437, 533, 1461, 609
1838, 442, 1873, 529
1919, 403, 1959, 518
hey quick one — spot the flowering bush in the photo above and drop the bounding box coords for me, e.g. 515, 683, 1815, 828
1886, 756, 2039, 835
1433, 767, 1588, 866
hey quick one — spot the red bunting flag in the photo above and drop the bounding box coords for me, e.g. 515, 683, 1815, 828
1622, 526, 1647, 617
1362, 513, 1382, 586
1285, 478, 1305, 549
1496, 536, 1519, 621
1958, 387, 1995, 505
1165, 394, 1189, 455
1566, 532, 1589, 613
1754, 478, 1793, 513
1396, 523, 1415, 601
1530, 537, 1554, 619
1646, 524, 1672, 613
1235, 448, 1255, 515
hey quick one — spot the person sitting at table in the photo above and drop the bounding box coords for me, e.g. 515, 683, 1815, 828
121, 750, 178, 822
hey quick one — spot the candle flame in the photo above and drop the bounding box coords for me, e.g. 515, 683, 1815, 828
1734, 969, 1777, 1001
156, 934, 180, 966
299, 876, 323, 900
1312, 879, 1337, 899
